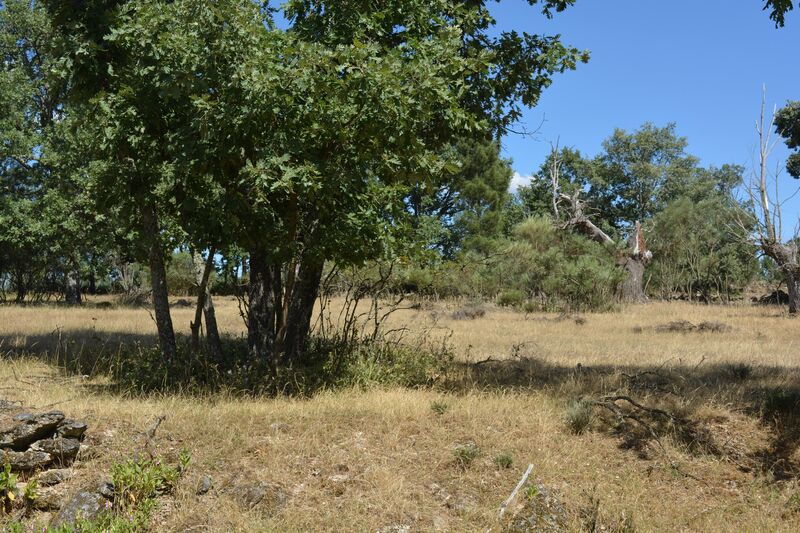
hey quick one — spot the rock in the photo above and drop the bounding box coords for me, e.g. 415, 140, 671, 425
0, 411, 65, 450
50, 488, 111, 528
0, 449, 53, 471
196, 475, 213, 496
31, 438, 81, 465
36, 468, 74, 486
97, 480, 115, 499
0, 400, 19, 410
56, 420, 88, 440
32, 486, 67, 511
233, 482, 286, 513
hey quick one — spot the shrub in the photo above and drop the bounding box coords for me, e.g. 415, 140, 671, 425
565, 398, 594, 435
453, 443, 482, 469
430, 400, 449, 415
494, 452, 514, 469
450, 305, 486, 320
497, 289, 525, 307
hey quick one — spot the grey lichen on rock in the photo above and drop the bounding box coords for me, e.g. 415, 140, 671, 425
50, 487, 112, 529
31, 437, 81, 465
0, 411, 65, 450
0, 448, 53, 471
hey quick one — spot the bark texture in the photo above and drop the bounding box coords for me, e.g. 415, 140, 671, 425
142, 205, 177, 361
247, 248, 277, 367
281, 257, 324, 365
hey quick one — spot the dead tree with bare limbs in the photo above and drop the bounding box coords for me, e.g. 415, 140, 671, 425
556, 190, 652, 303
744, 90, 800, 314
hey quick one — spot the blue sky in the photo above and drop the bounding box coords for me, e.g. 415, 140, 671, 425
492, 0, 799, 232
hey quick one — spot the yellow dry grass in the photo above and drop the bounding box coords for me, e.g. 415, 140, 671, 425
2, 298, 800, 532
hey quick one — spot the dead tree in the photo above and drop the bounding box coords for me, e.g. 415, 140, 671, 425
744, 89, 800, 314
557, 191, 652, 303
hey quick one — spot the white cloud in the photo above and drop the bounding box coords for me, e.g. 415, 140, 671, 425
509, 172, 533, 193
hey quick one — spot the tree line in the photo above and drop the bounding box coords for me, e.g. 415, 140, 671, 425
1, 0, 799, 373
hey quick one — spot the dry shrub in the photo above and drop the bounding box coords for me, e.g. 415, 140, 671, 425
450, 305, 486, 320
654, 320, 731, 333
115, 289, 151, 307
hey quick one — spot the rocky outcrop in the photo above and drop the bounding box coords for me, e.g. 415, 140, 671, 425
0, 411, 65, 450
0, 405, 88, 473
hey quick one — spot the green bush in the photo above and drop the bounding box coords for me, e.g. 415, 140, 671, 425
497, 289, 526, 307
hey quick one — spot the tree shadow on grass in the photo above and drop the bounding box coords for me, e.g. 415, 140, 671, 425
5, 327, 800, 481
448, 356, 800, 481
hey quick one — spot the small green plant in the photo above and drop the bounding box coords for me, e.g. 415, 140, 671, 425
493, 452, 514, 469
430, 400, 449, 415
525, 484, 539, 501
565, 397, 594, 435
178, 447, 191, 471
111, 454, 183, 508
0, 462, 19, 514
22, 477, 38, 506
453, 442, 481, 469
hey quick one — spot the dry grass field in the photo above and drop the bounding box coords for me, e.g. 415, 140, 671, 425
2, 298, 800, 531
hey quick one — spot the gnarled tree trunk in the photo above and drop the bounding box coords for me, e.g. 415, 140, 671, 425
787, 270, 800, 315
190, 249, 223, 360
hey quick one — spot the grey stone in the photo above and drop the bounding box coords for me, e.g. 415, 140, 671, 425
97, 481, 115, 499
31, 438, 81, 465
0, 411, 65, 450
50, 489, 110, 528
196, 475, 213, 496
35, 468, 74, 486
0, 448, 52, 471
32, 485, 67, 511
233, 482, 286, 512
56, 420, 88, 440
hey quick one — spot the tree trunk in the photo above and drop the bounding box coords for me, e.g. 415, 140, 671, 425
204, 292, 223, 362
142, 205, 177, 361
281, 257, 324, 365
620, 256, 647, 303
15, 274, 26, 303
786, 269, 799, 315
65, 268, 82, 305
191, 249, 216, 352
190, 248, 223, 359
88, 270, 96, 295
247, 248, 277, 368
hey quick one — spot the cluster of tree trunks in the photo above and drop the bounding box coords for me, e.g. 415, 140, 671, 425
247, 248, 324, 369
